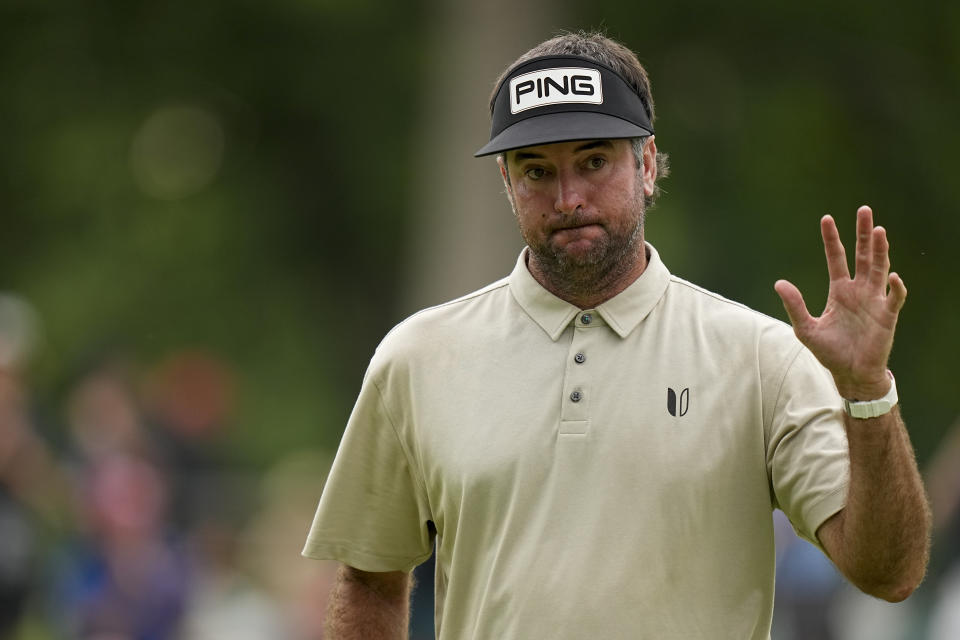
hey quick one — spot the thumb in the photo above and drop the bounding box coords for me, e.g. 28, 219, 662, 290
774, 279, 814, 337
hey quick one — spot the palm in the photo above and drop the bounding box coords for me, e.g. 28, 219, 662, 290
775, 206, 906, 399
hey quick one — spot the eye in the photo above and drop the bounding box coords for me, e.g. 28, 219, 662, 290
525, 167, 547, 180
586, 156, 606, 170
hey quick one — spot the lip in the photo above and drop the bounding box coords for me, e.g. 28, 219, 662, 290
551, 221, 603, 234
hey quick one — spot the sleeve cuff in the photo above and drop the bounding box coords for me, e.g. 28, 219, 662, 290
796, 482, 848, 552
301, 538, 432, 573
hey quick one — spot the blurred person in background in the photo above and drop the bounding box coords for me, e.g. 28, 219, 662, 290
0, 293, 66, 637
232, 450, 341, 640
143, 350, 238, 531
50, 356, 190, 639
303, 32, 930, 639
177, 510, 291, 640
62, 353, 155, 466
52, 453, 189, 639
160, 355, 314, 640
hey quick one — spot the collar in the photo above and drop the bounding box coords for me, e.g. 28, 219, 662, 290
508, 243, 671, 341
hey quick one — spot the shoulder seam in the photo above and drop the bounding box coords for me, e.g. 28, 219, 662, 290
370, 377, 432, 515
767, 342, 808, 439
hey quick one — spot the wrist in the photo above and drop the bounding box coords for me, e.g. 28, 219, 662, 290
835, 371, 892, 401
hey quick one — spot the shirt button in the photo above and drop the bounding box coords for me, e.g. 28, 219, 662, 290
570, 390, 583, 403
574, 352, 586, 364
580, 313, 592, 325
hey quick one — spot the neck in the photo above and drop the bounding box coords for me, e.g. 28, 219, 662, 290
527, 240, 649, 310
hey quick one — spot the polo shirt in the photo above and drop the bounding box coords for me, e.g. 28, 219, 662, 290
303, 243, 849, 639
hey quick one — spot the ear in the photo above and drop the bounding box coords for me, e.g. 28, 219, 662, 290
497, 154, 516, 207
497, 155, 511, 191
641, 137, 658, 198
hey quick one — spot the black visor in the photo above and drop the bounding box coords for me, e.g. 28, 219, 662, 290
475, 54, 654, 157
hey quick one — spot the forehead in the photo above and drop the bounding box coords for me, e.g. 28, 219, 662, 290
506, 138, 629, 161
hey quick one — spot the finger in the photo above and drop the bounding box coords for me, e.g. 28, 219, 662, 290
820, 215, 850, 281
867, 226, 891, 291
774, 279, 816, 337
886, 272, 907, 314
854, 205, 874, 281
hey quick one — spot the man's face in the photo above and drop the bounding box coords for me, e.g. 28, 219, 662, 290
500, 138, 657, 290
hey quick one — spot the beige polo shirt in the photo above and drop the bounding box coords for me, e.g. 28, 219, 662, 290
303, 244, 849, 640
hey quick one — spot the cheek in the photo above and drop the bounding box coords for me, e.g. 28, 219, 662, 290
512, 185, 549, 218
513, 181, 532, 202
610, 173, 641, 207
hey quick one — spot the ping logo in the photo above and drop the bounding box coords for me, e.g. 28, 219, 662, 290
509, 67, 603, 114
667, 387, 689, 417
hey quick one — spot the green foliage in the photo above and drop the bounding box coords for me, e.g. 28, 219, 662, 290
1, 0, 956, 466
0, 0, 425, 460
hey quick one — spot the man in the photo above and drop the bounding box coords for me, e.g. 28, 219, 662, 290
303, 32, 931, 639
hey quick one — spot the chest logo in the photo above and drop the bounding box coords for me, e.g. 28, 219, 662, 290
667, 387, 690, 417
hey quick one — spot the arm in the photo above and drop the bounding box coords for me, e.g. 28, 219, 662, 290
325, 564, 412, 639
774, 206, 931, 602
816, 406, 929, 601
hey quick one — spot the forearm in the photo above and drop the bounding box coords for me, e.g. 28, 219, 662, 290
824, 407, 931, 601
325, 565, 412, 639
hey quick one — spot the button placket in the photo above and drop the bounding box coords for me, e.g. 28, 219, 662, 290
561, 315, 598, 427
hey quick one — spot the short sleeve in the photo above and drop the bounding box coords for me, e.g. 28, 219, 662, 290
767, 346, 850, 549
302, 371, 434, 572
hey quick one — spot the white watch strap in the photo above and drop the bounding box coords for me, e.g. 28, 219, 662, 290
842, 371, 898, 419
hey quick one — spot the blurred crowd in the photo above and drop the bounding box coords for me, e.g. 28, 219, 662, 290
0, 292, 338, 639
1, 288, 960, 640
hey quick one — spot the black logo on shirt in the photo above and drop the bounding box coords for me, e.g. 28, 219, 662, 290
667, 387, 689, 417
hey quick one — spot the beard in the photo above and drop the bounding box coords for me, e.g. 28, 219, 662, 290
515, 184, 646, 297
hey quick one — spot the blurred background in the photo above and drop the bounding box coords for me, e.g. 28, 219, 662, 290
0, 0, 958, 638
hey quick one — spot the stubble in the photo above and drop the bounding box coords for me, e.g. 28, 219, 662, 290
515, 181, 646, 302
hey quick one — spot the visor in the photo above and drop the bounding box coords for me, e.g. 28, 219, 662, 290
475, 54, 654, 157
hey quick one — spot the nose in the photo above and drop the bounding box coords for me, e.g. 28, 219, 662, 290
553, 169, 587, 215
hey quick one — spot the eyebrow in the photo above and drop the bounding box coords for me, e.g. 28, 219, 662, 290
512, 140, 613, 161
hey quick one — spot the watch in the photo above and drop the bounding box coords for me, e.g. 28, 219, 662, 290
842, 371, 898, 419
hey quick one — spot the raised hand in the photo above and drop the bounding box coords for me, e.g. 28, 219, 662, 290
774, 206, 907, 400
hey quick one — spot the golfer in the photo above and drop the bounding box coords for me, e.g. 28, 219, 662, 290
303, 32, 931, 639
